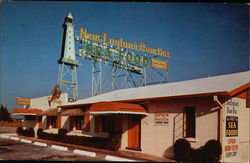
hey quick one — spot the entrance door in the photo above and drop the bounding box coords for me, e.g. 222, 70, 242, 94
127, 115, 141, 150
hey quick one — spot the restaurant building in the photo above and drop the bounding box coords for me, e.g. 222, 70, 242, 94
12, 71, 249, 162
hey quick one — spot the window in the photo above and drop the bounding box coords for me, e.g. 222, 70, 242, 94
70, 116, 85, 131
47, 116, 58, 129
24, 115, 36, 120
183, 107, 196, 138
99, 115, 122, 133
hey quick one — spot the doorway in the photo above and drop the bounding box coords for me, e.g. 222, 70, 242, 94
127, 115, 141, 150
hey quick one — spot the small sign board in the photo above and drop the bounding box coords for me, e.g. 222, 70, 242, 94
154, 113, 169, 126
224, 98, 239, 162
16, 98, 30, 105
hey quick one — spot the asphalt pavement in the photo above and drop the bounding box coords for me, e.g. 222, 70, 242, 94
0, 136, 106, 161
0, 127, 174, 162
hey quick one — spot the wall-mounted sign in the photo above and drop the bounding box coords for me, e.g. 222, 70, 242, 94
225, 116, 238, 137
154, 113, 169, 126
76, 27, 171, 74
224, 98, 239, 161
16, 98, 30, 105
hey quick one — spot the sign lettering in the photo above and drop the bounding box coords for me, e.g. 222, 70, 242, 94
76, 27, 171, 73
16, 98, 30, 105
154, 113, 169, 126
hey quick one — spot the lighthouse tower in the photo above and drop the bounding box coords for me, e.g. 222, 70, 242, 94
57, 13, 79, 102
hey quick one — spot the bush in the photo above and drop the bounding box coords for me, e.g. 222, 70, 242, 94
174, 138, 192, 161
58, 128, 68, 136
173, 139, 222, 162
16, 127, 34, 137
109, 132, 122, 150
16, 127, 23, 136
37, 128, 43, 139
203, 139, 222, 162
28, 128, 35, 137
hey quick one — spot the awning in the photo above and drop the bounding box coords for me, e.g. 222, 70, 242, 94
60, 108, 86, 116
12, 108, 43, 116
88, 101, 148, 115
38, 108, 58, 116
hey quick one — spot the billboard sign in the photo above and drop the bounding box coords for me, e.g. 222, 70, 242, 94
76, 27, 171, 74
16, 98, 30, 105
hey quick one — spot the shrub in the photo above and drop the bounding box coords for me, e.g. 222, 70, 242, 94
203, 139, 222, 162
37, 128, 43, 139
58, 128, 68, 136
109, 132, 122, 150
173, 138, 192, 161
16, 127, 34, 137
36, 129, 122, 151
16, 127, 23, 136
28, 128, 35, 137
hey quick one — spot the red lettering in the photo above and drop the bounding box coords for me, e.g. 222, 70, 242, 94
228, 138, 236, 144
225, 146, 231, 151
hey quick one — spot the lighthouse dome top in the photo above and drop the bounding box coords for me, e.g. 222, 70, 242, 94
67, 12, 73, 19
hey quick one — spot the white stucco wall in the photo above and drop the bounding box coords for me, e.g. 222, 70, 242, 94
140, 97, 219, 158
29, 93, 68, 111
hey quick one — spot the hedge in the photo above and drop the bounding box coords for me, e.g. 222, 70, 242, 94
16, 127, 35, 137
37, 128, 122, 151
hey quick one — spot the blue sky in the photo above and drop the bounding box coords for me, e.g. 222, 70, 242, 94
0, 2, 249, 113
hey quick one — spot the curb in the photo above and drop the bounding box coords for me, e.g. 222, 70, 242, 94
105, 155, 135, 162
73, 149, 96, 157
0, 135, 9, 139
20, 139, 32, 144
51, 144, 68, 151
34, 141, 47, 147
10, 136, 19, 141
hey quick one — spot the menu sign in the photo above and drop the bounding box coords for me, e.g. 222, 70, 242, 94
224, 98, 239, 161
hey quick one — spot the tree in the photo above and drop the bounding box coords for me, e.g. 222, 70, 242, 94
0, 104, 12, 121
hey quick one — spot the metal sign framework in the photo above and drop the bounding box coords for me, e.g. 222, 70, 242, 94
57, 13, 170, 100
57, 63, 78, 101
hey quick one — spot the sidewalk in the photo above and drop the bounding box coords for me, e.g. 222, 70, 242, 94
1, 133, 175, 162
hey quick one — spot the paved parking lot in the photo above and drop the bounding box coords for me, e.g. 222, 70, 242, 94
0, 137, 106, 161
0, 127, 106, 161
